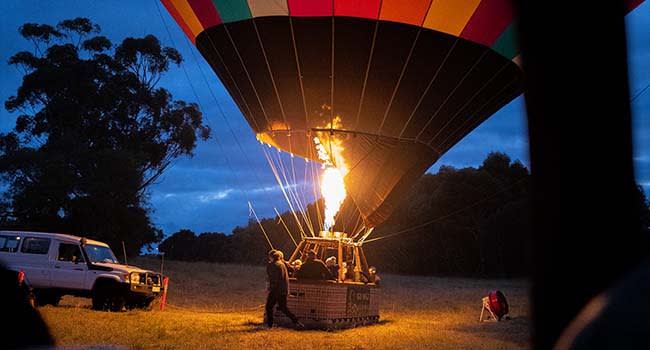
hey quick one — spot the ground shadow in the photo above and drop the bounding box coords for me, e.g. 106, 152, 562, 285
52, 304, 92, 310
236, 319, 393, 333
239, 321, 268, 333
456, 315, 529, 332
453, 315, 530, 343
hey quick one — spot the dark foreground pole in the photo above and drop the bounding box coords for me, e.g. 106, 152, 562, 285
516, 1, 648, 349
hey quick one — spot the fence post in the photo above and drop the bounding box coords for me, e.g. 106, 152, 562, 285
159, 276, 169, 311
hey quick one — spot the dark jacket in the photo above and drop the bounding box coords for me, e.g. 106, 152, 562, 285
297, 258, 333, 280
328, 264, 339, 280
267, 260, 290, 294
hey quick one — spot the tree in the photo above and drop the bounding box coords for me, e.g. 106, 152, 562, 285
158, 229, 198, 261
364, 152, 532, 276
0, 18, 210, 255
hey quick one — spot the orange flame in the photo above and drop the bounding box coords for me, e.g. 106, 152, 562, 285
314, 120, 348, 231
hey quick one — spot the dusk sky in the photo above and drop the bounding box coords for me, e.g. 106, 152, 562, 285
1, 1, 648, 236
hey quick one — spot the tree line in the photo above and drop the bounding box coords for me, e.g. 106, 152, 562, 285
157, 152, 650, 277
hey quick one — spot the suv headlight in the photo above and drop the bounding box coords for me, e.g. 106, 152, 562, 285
130, 272, 140, 284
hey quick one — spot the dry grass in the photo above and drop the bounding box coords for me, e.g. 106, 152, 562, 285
38, 258, 530, 349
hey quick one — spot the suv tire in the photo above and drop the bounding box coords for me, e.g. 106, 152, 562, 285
126, 295, 155, 311
91, 294, 107, 310
92, 279, 125, 312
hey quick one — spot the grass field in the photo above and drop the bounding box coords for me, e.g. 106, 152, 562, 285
38, 258, 530, 349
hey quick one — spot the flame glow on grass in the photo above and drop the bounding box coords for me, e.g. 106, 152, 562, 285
314, 122, 348, 231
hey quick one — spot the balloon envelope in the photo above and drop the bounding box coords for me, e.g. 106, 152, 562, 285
162, 0, 527, 228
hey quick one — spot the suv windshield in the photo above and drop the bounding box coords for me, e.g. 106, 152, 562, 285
83, 244, 118, 264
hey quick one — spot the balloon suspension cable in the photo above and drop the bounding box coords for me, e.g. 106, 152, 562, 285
350, 224, 367, 241
357, 227, 374, 244
364, 177, 528, 244
437, 76, 519, 151
415, 49, 488, 143
398, 38, 459, 139
347, 213, 364, 240
154, 0, 297, 250
277, 150, 314, 236
287, 15, 310, 141
288, 140, 315, 234
428, 59, 511, 146
301, 157, 315, 227
251, 18, 290, 130
274, 207, 297, 247
198, 19, 301, 241
376, 27, 423, 136
307, 142, 324, 232
274, 148, 314, 236
353, 19, 381, 132
221, 24, 273, 128
248, 201, 273, 249
261, 145, 309, 238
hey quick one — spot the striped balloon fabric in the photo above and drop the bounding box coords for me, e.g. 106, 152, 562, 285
163, 0, 523, 59
159, 0, 644, 229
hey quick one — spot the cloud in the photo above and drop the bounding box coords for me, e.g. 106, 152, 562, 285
198, 189, 234, 202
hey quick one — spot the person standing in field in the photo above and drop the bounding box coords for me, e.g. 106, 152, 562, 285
265, 250, 304, 329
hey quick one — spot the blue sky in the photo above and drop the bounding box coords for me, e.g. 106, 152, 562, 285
1, 1, 648, 236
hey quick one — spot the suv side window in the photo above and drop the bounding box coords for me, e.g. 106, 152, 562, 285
20, 237, 51, 254
0, 235, 21, 252
58, 243, 85, 263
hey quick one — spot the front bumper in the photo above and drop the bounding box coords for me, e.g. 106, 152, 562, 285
129, 283, 162, 296
127, 272, 164, 297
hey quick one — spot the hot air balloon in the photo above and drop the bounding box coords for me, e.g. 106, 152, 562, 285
158, 0, 650, 330
160, 0, 525, 328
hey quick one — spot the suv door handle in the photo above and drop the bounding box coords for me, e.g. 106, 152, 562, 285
74, 268, 84, 271
54, 265, 61, 268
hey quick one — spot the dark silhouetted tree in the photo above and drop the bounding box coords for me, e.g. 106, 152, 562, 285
0, 18, 209, 255
364, 152, 532, 276
158, 229, 198, 261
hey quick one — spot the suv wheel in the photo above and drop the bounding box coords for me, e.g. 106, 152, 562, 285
125, 296, 155, 311
91, 294, 108, 310
109, 295, 125, 312
92, 280, 125, 312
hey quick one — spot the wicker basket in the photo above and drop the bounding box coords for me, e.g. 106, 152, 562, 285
274, 280, 380, 329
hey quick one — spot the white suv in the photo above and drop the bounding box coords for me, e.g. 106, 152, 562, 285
0, 230, 164, 311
